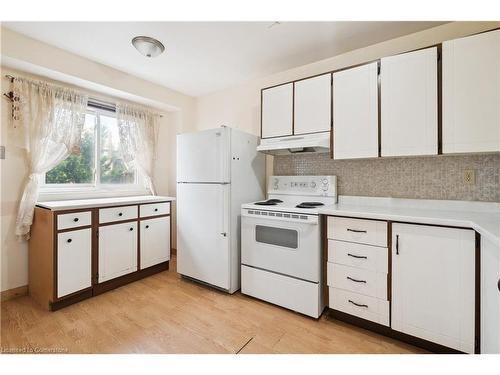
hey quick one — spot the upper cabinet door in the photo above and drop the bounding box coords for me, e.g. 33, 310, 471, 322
443, 29, 500, 153
261, 83, 293, 138
294, 73, 332, 135
333, 63, 379, 159
381, 47, 438, 156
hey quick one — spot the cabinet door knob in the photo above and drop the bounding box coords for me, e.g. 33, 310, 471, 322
154, 208, 158, 212
67, 239, 72, 243
497, 278, 500, 292
73, 217, 79, 222
118, 212, 123, 216
145, 225, 150, 229
129, 227, 134, 231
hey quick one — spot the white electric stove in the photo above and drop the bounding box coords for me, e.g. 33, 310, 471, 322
240, 175, 337, 318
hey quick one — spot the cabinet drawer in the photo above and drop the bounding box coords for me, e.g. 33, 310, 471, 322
99, 205, 137, 224
327, 216, 387, 247
57, 211, 92, 230
57, 228, 92, 298
329, 287, 389, 326
140, 202, 170, 218
328, 239, 388, 273
327, 263, 387, 300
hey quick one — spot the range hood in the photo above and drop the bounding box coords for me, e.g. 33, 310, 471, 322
257, 132, 331, 155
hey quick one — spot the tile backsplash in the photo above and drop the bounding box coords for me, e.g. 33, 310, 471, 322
273, 153, 500, 202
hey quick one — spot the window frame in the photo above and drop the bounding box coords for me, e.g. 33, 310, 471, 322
39, 107, 149, 200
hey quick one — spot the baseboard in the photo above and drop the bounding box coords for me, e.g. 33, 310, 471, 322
1, 285, 28, 302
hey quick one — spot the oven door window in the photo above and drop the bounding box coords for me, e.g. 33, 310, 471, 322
255, 225, 298, 249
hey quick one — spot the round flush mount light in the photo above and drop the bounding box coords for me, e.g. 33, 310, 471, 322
131, 36, 165, 58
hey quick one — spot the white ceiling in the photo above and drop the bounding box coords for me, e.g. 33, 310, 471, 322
4, 22, 445, 97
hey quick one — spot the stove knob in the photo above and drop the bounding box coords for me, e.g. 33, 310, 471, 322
322, 185, 329, 191
310, 181, 316, 188
322, 178, 328, 185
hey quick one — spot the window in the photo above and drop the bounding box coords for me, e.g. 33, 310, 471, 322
44, 108, 144, 194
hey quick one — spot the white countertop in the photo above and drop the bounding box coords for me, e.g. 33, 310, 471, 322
37, 195, 175, 211
318, 196, 500, 247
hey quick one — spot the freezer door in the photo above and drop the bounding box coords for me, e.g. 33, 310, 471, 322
177, 128, 230, 183
176, 183, 230, 290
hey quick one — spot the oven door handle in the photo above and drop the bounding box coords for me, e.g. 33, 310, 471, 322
241, 210, 319, 225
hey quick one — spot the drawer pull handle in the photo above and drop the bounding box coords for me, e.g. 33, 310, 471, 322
497, 278, 499, 293
396, 234, 399, 255
145, 225, 150, 229
67, 239, 72, 243
73, 217, 79, 222
347, 228, 367, 233
347, 253, 367, 259
129, 227, 134, 231
347, 276, 367, 284
348, 300, 368, 308
118, 212, 123, 217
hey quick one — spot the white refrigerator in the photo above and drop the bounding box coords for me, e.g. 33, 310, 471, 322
176, 126, 265, 293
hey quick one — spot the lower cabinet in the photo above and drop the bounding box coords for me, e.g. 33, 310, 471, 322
57, 228, 92, 298
391, 223, 476, 353
481, 236, 500, 354
140, 216, 171, 269
98, 222, 138, 283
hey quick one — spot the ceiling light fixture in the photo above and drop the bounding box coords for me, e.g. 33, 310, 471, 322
131, 36, 165, 58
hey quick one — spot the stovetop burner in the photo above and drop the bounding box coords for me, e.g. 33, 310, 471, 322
254, 199, 283, 206
295, 202, 325, 208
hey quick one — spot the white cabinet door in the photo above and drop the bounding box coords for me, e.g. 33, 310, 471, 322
261, 83, 293, 138
98, 222, 138, 283
481, 236, 500, 353
57, 228, 92, 298
333, 62, 379, 159
381, 47, 438, 156
140, 216, 170, 269
391, 223, 475, 353
443, 29, 500, 153
294, 73, 331, 135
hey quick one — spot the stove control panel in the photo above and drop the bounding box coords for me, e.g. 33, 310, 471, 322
268, 175, 337, 197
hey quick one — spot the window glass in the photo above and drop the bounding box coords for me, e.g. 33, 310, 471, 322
99, 114, 135, 184
255, 225, 298, 249
45, 113, 96, 184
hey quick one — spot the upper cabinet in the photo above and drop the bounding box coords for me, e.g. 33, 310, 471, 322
261, 83, 293, 138
333, 62, 379, 159
294, 73, 332, 135
442, 29, 500, 153
381, 47, 438, 157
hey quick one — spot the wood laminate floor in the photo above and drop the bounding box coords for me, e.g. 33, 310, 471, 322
1, 257, 425, 354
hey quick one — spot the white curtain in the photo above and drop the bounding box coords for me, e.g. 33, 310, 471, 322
116, 103, 159, 195
13, 78, 88, 239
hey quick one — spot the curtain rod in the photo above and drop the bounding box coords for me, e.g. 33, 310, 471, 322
3, 74, 163, 118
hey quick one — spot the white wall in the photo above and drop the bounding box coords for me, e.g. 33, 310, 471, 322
0, 28, 195, 292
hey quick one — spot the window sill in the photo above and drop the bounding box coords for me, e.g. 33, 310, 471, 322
38, 186, 151, 202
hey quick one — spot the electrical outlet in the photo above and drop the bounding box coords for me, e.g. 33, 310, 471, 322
464, 169, 475, 185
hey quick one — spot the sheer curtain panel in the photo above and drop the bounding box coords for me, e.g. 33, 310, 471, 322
13, 78, 88, 239
116, 103, 159, 195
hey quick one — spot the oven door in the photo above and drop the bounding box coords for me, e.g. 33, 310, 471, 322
241, 211, 321, 282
